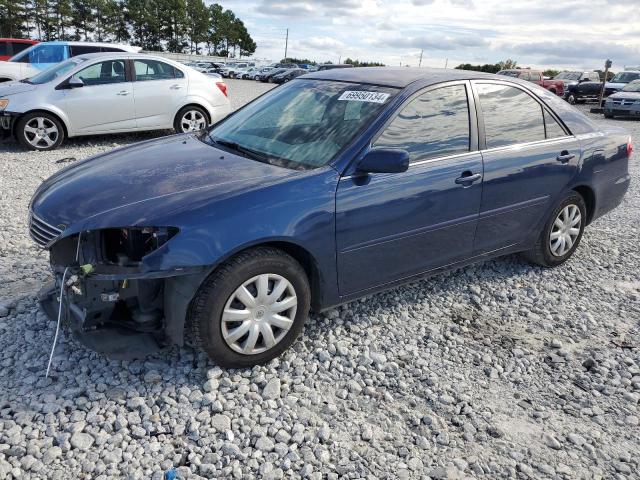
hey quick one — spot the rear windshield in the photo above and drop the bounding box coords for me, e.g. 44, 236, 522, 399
204, 79, 398, 170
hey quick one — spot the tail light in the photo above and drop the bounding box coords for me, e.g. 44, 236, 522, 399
628, 136, 634, 158
215, 81, 228, 97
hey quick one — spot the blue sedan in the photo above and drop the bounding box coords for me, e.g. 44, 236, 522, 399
31, 68, 632, 367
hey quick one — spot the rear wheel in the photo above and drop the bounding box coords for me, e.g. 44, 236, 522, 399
189, 247, 311, 368
16, 112, 65, 151
174, 106, 209, 133
523, 192, 586, 267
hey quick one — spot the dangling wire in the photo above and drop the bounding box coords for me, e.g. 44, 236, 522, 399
45, 232, 82, 378
46, 266, 69, 378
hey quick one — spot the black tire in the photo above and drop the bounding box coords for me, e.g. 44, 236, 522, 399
522, 192, 587, 267
189, 247, 311, 368
16, 112, 65, 151
173, 105, 209, 134
566, 94, 576, 105
604, 112, 614, 119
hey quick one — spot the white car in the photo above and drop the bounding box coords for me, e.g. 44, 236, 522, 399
0, 53, 231, 150
0, 41, 140, 82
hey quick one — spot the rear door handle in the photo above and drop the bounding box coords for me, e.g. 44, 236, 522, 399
455, 172, 482, 185
556, 151, 575, 163
170, 84, 182, 90
116, 90, 130, 96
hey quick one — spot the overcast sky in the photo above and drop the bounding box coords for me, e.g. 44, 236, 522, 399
216, 0, 640, 70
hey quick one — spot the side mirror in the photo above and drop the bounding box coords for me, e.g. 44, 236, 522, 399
67, 77, 84, 88
357, 148, 410, 174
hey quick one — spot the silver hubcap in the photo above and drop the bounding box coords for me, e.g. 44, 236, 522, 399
221, 274, 297, 355
24, 117, 58, 148
180, 110, 207, 132
550, 204, 581, 257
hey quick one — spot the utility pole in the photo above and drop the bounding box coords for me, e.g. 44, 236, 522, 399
592, 59, 612, 114
418, 49, 423, 67
284, 28, 289, 60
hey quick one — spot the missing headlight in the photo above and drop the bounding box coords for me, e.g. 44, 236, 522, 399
101, 227, 178, 266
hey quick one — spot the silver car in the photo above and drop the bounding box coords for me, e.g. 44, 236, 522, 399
604, 80, 640, 119
0, 53, 231, 150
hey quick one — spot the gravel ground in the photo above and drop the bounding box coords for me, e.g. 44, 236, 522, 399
0, 82, 639, 479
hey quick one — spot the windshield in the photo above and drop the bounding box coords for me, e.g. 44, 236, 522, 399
204, 79, 398, 170
10, 43, 66, 64
26, 58, 84, 85
610, 72, 640, 83
497, 70, 519, 77
555, 72, 580, 80
622, 80, 640, 92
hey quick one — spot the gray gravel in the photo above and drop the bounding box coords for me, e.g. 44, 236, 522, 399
1, 82, 639, 479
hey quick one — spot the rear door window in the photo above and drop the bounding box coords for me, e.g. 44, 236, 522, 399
476, 83, 546, 148
0, 43, 8, 57
375, 84, 470, 162
133, 59, 178, 81
544, 110, 567, 139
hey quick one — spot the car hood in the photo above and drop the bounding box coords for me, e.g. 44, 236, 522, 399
608, 91, 640, 100
605, 82, 627, 90
30, 134, 300, 232
0, 80, 37, 97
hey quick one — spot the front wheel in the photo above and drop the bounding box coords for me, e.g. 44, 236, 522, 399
523, 193, 586, 267
566, 93, 576, 105
16, 112, 65, 151
189, 247, 311, 368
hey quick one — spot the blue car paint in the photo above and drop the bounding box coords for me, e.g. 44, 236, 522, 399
31, 68, 631, 348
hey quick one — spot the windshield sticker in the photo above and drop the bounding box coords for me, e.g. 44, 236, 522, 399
338, 91, 390, 103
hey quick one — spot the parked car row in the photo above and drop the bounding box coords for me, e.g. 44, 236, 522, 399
497, 69, 565, 96
0, 43, 230, 150
555, 68, 640, 110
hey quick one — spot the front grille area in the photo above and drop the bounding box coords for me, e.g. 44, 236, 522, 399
29, 212, 63, 248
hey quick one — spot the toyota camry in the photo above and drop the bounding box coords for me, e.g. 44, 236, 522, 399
30, 68, 631, 367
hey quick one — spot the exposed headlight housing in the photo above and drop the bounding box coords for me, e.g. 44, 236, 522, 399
49, 227, 179, 268
0, 99, 8, 111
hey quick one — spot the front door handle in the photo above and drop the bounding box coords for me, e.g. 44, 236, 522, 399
170, 84, 182, 90
556, 151, 575, 163
116, 90, 130, 96
455, 172, 482, 185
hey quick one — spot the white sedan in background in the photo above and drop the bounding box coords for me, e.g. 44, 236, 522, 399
0, 53, 231, 150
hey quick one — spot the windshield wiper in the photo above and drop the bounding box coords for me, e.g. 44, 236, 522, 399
210, 137, 272, 163
20, 79, 33, 84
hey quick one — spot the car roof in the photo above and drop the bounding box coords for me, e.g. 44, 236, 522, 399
0, 38, 38, 43
302, 67, 504, 88
35, 41, 140, 51
73, 52, 178, 63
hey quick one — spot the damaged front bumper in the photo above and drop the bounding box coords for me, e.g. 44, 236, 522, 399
37, 227, 211, 360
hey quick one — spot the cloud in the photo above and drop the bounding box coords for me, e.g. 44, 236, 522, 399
509, 40, 640, 66
374, 33, 490, 51
299, 36, 346, 50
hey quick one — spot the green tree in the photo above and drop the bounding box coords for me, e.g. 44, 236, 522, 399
186, 0, 208, 53
71, 0, 93, 40
0, 0, 29, 38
